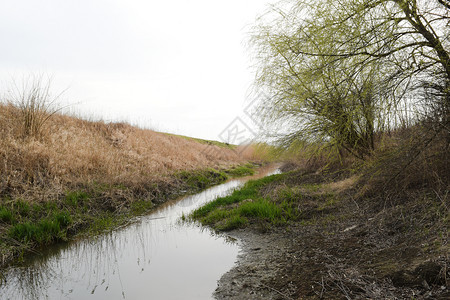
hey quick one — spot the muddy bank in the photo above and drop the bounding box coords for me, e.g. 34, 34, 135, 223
207, 171, 449, 299
217, 227, 448, 299
215, 228, 294, 299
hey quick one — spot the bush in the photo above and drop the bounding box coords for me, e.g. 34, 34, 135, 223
5, 75, 62, 139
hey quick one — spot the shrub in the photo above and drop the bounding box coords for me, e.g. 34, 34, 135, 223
5, 75, 62, 139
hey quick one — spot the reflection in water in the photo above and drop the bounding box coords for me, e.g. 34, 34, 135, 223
0, 165, 280, 300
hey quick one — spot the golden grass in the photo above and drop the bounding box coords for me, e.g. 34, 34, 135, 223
0, 103, 248, 199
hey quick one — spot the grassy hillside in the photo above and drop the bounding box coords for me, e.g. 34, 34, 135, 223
0, 103, 246, 189
0, 103, 255, 266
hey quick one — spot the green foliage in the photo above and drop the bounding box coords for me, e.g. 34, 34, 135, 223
87, 214, 116, 235
250, 0, 450, 158
65, 191, 89, 207
15, 200, 31, 217
0, 207, 14, 224
225, 165, 255, 177
8, 212, 72, 245
43, 201, 57, 211
177, 169, 228, 190
202, 209, 231, 225
9, 223, 37, 243
177, 165, 260, 193
219, 215, 248, 231
238, 199, 281, 222
54, 211, 72, 228
130, 200, 154, 214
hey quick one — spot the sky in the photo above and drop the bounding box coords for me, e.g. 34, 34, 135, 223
0, 0, 276, 142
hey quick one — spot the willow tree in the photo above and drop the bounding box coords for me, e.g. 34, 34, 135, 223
251, 0, 450, 156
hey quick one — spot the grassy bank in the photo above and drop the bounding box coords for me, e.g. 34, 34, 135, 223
0, 164, 258, 267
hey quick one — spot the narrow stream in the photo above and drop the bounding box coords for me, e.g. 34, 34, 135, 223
0, 165, 280, 300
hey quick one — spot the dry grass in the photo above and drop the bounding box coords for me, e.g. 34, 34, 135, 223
356, 125, 449, 202
0, 103, 247, 201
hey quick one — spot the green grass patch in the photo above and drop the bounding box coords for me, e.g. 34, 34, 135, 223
219, 215, 248, 231
8, 211, 72, 245
85, 214, 117, 235
177, 164, 259, 192
238, 199, 282, 222
130, 200, 154, 215
201, 208, 231, 224
224, 164, 256, 177
190, 173, 296, 231
177, 168, 228, 190
191, 175, 276, 220
0, 207, 14, 224
65, 191, 89, 207
15, 200, 31, 217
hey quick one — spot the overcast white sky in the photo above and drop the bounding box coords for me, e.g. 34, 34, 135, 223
0, 0, 276, 141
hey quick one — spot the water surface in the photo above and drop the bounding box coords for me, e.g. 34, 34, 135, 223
0, 165, 280, 300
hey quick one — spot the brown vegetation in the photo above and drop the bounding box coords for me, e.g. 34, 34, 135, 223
0, 103, 246, 201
